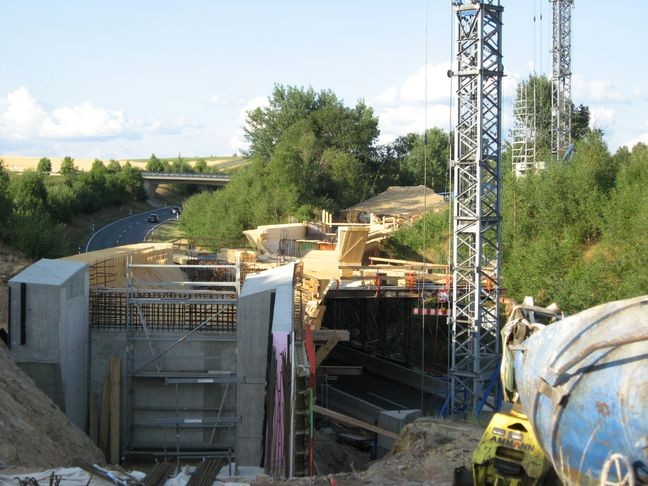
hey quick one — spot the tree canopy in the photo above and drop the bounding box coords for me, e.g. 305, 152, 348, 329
181, 85, 383, 242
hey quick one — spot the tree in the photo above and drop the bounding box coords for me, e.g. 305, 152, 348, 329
182, 85, 381, 241
106, 159, 121, 173
244, 85, 379, 164
60, 156, 78, 184
146, 154, 165, 172
0, 160, 12, 237
37, 157, 52, 174
8, 170, 49, 214
401, 128, 450, 192
194, 158, 207, 173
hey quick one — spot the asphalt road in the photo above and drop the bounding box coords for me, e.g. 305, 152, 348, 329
85, 207, 177, 252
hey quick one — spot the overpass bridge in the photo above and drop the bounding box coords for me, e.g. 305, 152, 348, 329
141, 172, 230, 197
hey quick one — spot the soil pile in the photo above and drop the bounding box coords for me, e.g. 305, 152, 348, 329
0, 343, 105, 469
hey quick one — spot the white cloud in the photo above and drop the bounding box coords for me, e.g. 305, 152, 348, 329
374, 86, 398, 105
399, 63, 452, 104
589, 106, 615, 131
229, 95, 270, 153
0, 86, 195, 142
622, 122, 648, 149
573, 74, 628, 103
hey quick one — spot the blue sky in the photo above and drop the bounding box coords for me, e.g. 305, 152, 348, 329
0, 0, 645, 160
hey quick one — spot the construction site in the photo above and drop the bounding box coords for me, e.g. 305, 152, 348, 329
1, 1, 647, 486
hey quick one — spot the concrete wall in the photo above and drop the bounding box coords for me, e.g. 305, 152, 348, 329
8, 259, 89, 431
90, 329, 238, 453
236, 291, 273, 467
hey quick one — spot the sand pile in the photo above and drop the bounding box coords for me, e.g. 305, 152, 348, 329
0, 343, 105, 469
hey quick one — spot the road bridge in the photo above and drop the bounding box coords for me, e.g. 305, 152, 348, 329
141, 172, 231, 197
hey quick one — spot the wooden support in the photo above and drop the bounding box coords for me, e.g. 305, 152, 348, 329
313, 405, 398, 440
317, 365, 363, 375
88, 391, 98, 444
315, 333, 341, 366
99, 376, 110, 456
109, 357, 121, 464
311, 329, 349, 343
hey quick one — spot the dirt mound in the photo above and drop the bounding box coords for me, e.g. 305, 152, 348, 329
353, 418, 482, 484
0, 343, 105, 469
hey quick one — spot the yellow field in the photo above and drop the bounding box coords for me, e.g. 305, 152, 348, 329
0, 155, 244, 173
0, 155, 146, 173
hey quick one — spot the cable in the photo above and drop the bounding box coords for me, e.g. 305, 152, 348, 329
420, 0, 429, 416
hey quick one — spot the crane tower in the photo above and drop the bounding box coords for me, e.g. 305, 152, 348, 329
551, 0, 573, 159
450, 0, 503, 415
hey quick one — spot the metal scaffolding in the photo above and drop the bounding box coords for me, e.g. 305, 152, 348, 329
450, 0, 503, 415
551, 0, 573, 159
123, 261, 241, 463
512, 81, 541, 177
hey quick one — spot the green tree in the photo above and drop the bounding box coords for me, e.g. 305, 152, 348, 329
59, 156, 78, 184
181, 85, 383, 242
0, 160, 12, 237
37, 157, 52, 174
8, 170, 49, 214
401, 128, 450, 192
146, 154, 165, 172
194, 158, 207, 173
107, 159, 121, 173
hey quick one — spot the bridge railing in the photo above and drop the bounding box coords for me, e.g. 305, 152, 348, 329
141, 172, 231, 180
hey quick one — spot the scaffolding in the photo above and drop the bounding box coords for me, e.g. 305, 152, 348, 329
450, 0, 503, 416
123, 261, 241, 464
511, 82, 543, 177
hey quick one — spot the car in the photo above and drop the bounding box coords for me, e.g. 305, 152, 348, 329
147, 214, 160, 223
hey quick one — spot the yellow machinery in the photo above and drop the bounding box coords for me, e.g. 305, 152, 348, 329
472, 406, 554, 485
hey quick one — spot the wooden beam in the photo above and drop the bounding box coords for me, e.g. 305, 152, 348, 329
312, 329, 349, 343
99, 376, 110, 456
315, 333, 342, 365
314, 405, 398, 439
109, 357, 121, 464
317, 365, 363, 375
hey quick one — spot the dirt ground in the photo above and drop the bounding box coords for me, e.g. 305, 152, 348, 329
246, 418, 483, 485
0, 342, 105, 470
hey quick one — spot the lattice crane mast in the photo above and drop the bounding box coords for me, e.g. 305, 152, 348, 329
551, 0, 574, 160
449, 0, 503, 416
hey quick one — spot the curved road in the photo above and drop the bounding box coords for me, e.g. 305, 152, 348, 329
85, 207, 177, 252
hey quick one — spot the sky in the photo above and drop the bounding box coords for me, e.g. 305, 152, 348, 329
0, 0, 646, 160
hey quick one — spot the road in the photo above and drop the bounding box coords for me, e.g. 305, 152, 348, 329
85, 207, 177, 252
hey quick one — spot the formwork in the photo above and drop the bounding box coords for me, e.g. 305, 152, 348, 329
88, 259, 241, 464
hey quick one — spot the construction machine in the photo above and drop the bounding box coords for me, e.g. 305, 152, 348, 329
470, 295, 648, 485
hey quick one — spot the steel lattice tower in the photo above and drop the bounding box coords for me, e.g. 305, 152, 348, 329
450, 0, 503, 416
551, 0, 573, 159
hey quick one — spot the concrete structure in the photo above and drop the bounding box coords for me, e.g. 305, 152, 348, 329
141, 172, 230, 198
8, 259, 90, 430
237, 263, 295, 468
376, 409, 421, 458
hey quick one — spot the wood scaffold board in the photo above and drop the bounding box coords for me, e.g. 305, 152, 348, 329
313, 405, 398, 440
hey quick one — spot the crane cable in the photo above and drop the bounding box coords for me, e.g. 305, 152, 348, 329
420, 0, 429, 415
445, 0, 456, 415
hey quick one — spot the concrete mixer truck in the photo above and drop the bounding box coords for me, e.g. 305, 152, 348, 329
471, 295, 648, 485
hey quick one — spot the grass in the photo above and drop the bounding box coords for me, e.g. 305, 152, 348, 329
146, 219, 186, 243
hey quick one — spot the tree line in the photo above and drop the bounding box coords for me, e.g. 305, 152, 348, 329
179, 85, 450, 243
0, 158, 145, 257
